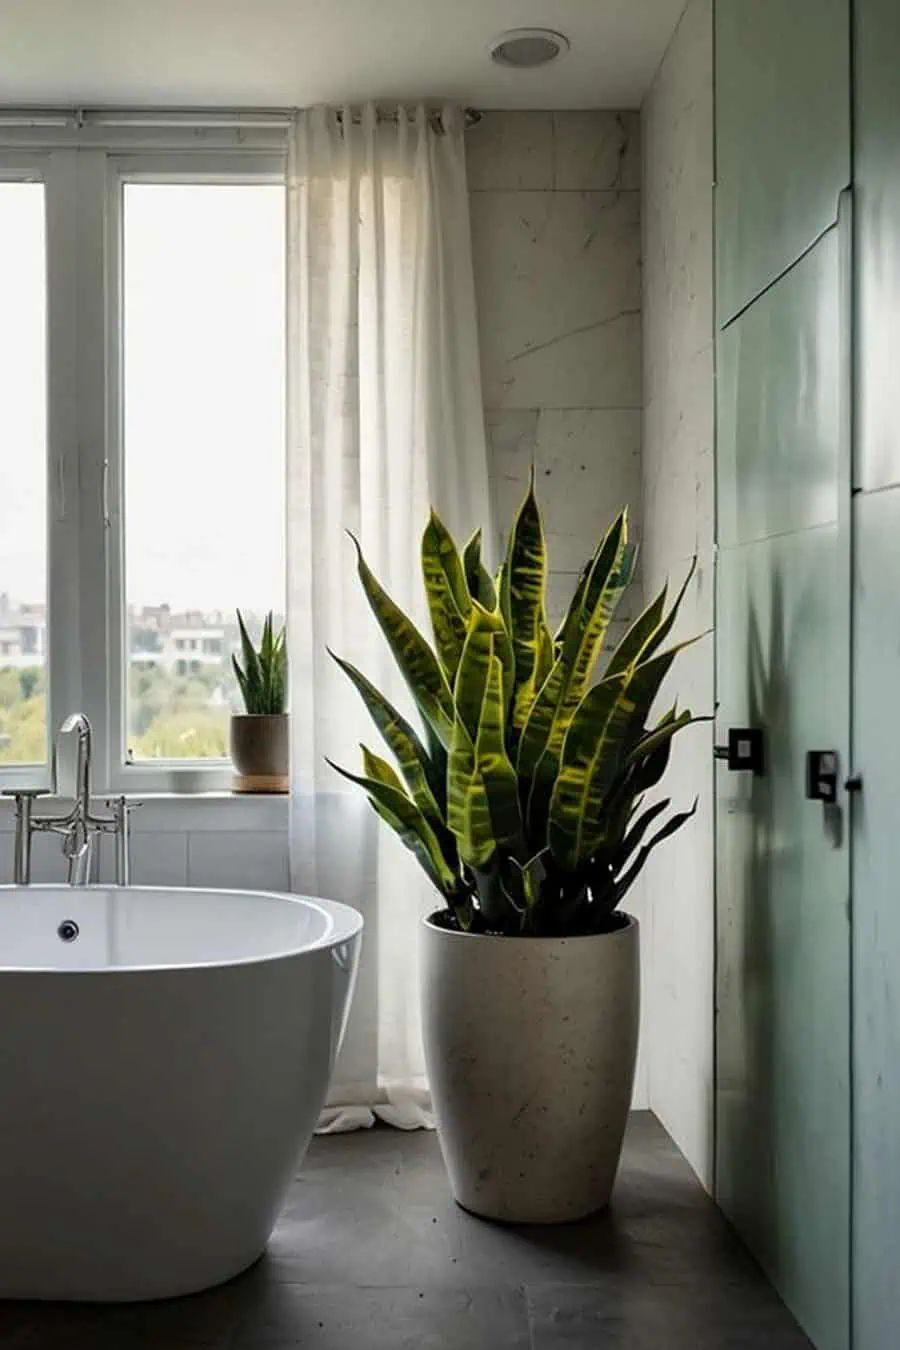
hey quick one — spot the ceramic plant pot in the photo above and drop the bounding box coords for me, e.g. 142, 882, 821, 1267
421, 913, 640, 1223
230, 713, 289, 794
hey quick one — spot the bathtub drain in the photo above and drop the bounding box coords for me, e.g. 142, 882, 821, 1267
57, 919, 80, 942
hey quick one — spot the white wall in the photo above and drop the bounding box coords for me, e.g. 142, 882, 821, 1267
640, 0, 715, 1184
467, 110, 643, 635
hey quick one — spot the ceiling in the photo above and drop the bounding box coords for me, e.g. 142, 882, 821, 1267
0, 0, 685, 110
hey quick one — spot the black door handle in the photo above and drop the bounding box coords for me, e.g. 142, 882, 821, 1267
806, 750, 838, 804
713, 728, 764, 775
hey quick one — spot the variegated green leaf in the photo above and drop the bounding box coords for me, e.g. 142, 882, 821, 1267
509, 849, 547, 912
627, 708, 698, 765
634, 554, 697, 666
474, 654, 524, 854
516, 656, 565, 779
421, 511, 470, 680
517, 511, 631, 787
446, 716, 495, 868
366, 795, 452, 898
608, 556, 697, 679
350, 534, 454, 747
554, 512, 634, 653
329, 648, 445, 817
361, 745, 408, 795
605, 585, 668, 677
462, 528, 497, 610
326, 756, 458, 891
568, 634, 706, 865
453, 600, 514, 739
547, 673, 634, 870
500, 473, 554, 732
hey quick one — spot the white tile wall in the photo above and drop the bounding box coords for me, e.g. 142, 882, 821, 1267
641, 0, 715, 1185
471, 189, 641, 411
129, 831, 189, 888
187, 831, 290, 892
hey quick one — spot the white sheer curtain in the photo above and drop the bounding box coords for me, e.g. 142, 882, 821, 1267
286, 104, 493, 1130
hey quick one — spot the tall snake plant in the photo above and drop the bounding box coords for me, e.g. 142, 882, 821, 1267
329, 477, 703, 936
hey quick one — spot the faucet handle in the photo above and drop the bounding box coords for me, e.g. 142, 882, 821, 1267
2, 788, 51, 799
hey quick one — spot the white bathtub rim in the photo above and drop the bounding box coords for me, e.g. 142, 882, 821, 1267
0, 884, 363, 975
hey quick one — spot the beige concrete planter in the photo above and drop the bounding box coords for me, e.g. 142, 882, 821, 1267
230, 713, 289, 794
421, 914, 639, 1223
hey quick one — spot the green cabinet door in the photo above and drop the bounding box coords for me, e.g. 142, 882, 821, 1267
851, 2, 900, 1346
855, 0, 900, 491
715, 227, 851, 1350
850, 489, 900, 1350
716, 0, 850, 325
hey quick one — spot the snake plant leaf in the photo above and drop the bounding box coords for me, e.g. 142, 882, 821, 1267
421, 511, 471, 680
453, 600, 514, 740
547, 672, 634, 871
609, 556, 698, 679
235, 608, 264, 710
618, 634, 707, 743
611, 798, 699, 905
635, 554, 698, 666
474, 654, 524, 856
515, 656, 565, 780
328, 648, 445, 816
566, 636, 705, 867
446, 716, 495, 868
517, 510, 631, 789
326, 756, 459, 892
259, 612, 272, 705
554, 511, 634, 655
366, 795, 448, 897
349, 534, 455, 748
448, 652, 520, 869
462, 528, 497, 610
508, 848, 548, 912
605, 586, 668, 678
231, 654, 249, 708
361, 745, 408, 794
616, 796, 672, 867
627, 708, 699, 765
500, 473, 554, 732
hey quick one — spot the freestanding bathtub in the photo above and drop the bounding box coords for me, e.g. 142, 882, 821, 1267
0, 884, 362, 1302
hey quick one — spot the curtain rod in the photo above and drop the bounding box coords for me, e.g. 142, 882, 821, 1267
0, 106, 483, 130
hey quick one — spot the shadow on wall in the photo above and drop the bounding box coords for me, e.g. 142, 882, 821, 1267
717, 561, 845, 1269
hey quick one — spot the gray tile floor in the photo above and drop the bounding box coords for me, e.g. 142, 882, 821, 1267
0, 1113, 812, 1348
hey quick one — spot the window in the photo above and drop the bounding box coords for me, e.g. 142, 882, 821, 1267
0, 181, 47, 766
123, 183, 285, 763
0, 126, 286, 792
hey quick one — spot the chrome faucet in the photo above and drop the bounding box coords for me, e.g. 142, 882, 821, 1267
3, 713, 137, 886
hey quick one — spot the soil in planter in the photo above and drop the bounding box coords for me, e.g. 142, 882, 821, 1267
428, 906, 631, 938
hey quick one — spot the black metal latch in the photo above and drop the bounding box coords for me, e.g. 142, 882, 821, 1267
714, 728, 764, 776
806, 750, 838, 804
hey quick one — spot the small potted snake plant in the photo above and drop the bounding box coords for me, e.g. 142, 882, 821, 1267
330, 475, 702, 1222
230, 610, 289, 793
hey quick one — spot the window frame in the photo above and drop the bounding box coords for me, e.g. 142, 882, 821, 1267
0, 123, 288, 795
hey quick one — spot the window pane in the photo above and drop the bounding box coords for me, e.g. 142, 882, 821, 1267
0, 183, 47, 765
123, 183, 285, 761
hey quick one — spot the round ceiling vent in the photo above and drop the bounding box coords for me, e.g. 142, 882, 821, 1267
488, 28, 571, 69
